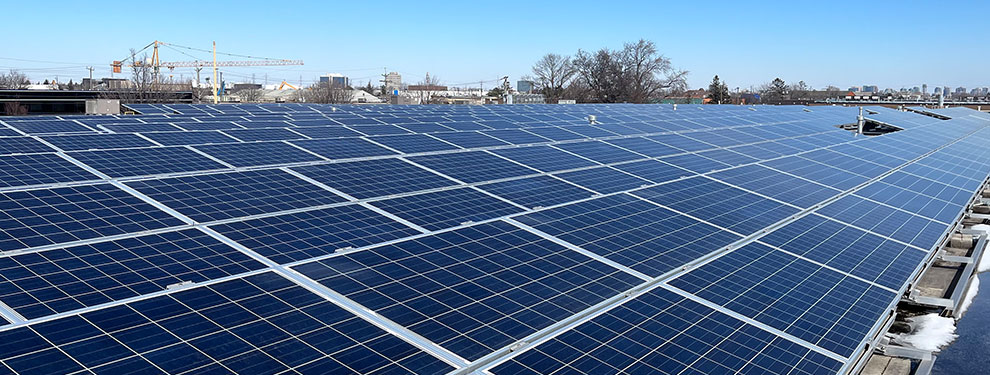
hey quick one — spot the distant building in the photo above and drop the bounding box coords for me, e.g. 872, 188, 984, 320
517, 80, 535, 94
384, 72, 401, 92
848, 86, 861, 92
862, 85, 878, 93
319, 73, 349, 87
922, 84, 928, 95
955, 87, 966, 95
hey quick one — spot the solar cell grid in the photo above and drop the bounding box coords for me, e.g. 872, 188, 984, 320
552, 141, 644, 164
0, 229, 266, 319
370, 187, 523, 231
477, 176, 593, 209
195, 142, 323, 167
633, 177, 799, 235
140, 130, 238, 146
292, 158, 456, 199
408, 151, 538, 183
0, 137, 54, 155
367, 134, 460, 153
491, 146, 596, 173
555, 166, 650, 194
516, 194, 740, 277
210, 204, 421, 264
69, 146, 228, 178
0, 153, 100, 189
294, 220, 643, 360
491, 286, 844, 375
6, 120, 93, 134
126, 169, 348, 223
0, 272, 455, 375
221, 128, 305, 142
431, 131, 509, 148
760, 214, 928, 289
670, 242, 896, 357
290, 138, 397, 160
0, 184, 185, 251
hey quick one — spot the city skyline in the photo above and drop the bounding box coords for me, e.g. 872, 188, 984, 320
2, 0, 988, 90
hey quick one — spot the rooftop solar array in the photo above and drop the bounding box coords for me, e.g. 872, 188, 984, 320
0, 102, 987, 374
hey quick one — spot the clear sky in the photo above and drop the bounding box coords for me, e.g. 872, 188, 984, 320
2, 0, 987, 91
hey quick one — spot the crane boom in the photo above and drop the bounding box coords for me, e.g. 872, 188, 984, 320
159, 60, 303, 69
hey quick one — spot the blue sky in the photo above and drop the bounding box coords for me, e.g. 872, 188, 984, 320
2, 0, 987, 90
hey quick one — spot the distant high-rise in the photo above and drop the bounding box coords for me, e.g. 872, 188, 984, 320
862, 85, 878, 93
320, 73, 349, 87
848, 86, 861, 92
384, 72, 401, 92
517, 80, 535, 94
922, 84, 927, 95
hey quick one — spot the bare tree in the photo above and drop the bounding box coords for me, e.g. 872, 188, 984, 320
571, 39, 687, 103
237, 88, 265, 103
0, 70, 29, 89
416, 73, 443, 104
99, 50, 181, 103
620, 39, 687, 103
4, 102, 28, 116
302, 79, 354, 104
531, 53, 575, 103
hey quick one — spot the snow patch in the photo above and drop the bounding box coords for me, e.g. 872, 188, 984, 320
974, 224, 990, 273
893, 313, 958, 351
958, 276, 980, 317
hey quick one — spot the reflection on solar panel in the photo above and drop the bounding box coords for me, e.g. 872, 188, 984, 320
0, 102, 986, 375
295, 221, 642, 360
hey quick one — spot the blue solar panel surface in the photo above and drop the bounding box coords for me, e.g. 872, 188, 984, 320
0, 103, 985, 375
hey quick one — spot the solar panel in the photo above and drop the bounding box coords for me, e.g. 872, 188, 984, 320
516, 194, 741, 277
633, 177, 800, 235
491, 286, 843, 375
222, 128, 305, 142
553, 141, 644, 164
367, 134, 460, 153
0, 153, 99, 188
294, 221, 643, 360
290, 138, 397, 160
292, 158, 456, 199
195, 142, 323, 167
670, 242, 896, 357
126, 169, 348, 222
760, 214, 928, 289
431, 131, 509, 148
40, 134, 155, 151
0, 272, 454, 374
69, 147, 228, 177
0, 229, 266, 318
491, 146, 597, 172
408, 151, 538, 183
477, 176, 594, 208
555, 166, 650, 194
370, 187, 523, 231
0, 137, 54, 155
0, 103, 983, 375
210, 204, 421, 264
0, 184, 185, 251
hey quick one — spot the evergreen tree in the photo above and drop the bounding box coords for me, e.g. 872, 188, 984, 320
706, 75, 731, 104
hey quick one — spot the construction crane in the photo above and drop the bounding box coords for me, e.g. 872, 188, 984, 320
278, 80, 299, 90
111, 40, 304, 103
